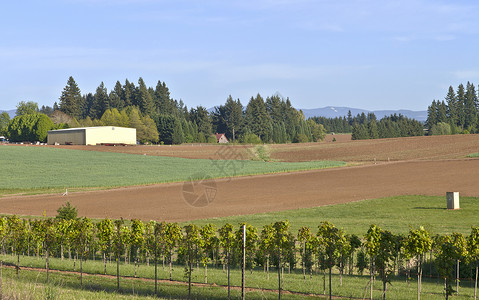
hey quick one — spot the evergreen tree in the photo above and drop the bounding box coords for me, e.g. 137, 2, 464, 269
154, 81, 175, 115
426, 100, 438, 131
445, 86, 458, 126
351, 123, 369, 140
109, 81, 125, 110
244, 94, 272, 142
456, 84, 466, 129
368, 119, 379, 139
437, 101, 448, 123
123, 79, 136, 107
137, 78, 155, 117
39, 105, 54, 116
190, 106, 212, 137
155, 114, 182, 144
212, 96, 243, 141
59, 76, 83, 118
464, 82, 478, 131
265, 95, 283, 122
82, 93, 94, 119
91, 82, 110, 120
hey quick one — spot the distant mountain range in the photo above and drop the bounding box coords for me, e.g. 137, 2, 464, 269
208, 106, 427, 122
300, 106, 427, 122
0, 110, 15, 118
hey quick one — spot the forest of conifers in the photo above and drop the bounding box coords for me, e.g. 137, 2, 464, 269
1, 77, 325, 144
2, 78, 479, 143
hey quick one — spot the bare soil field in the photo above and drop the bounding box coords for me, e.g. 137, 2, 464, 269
46, 134, 478, 163
1, 158, 478, 222
270, 134, 479, 162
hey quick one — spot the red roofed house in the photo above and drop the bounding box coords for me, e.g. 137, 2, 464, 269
215, 133, 229, 144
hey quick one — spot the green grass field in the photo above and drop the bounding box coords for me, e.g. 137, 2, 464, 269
0, 250, 477, 299
185, 195, 479, 236
0, 146, 345, 194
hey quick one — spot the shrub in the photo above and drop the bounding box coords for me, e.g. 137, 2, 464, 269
294, 133, 309, 143
207, 135, 218, 144
240, 133, 262, 144
430, 122, 451, 136
7, 113, 54, 142
56, 202, 78, 220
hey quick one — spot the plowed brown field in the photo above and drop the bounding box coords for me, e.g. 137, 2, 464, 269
48, 134, 478, 163
3, 135, 479, 221
270, 134, 479, 162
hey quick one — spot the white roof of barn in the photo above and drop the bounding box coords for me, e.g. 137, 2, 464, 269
48, 126, 135, 133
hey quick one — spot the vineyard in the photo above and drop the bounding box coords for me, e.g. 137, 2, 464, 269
1, 213, 479, 299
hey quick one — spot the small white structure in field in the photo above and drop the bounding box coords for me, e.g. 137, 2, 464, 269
446, 192, 460, 210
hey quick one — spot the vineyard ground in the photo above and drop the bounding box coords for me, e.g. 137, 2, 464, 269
0, 253, 476, 299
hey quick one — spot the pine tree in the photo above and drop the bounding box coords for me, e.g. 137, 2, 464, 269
368, 119, 379, 139
109, 81, 125, 110
445, 86, 457, 126
190, 106, 212, 137
212, 96, 243, 141
137, 78, 155, 117
426, 100, 438, 130
123, 79, 136, 107
154, 81, 175, 115
437, 101, 448, 123
90, 82, 110, 120
59, 76, 83, 118
464, 82, 478, 131
456, 84, 466, 129
244, 94, 272, 142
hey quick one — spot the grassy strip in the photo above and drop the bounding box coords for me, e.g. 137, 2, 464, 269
0, 187, 110, 198
0, 146, 345, 191
183, 195, 479, 236
0, 254, 477, 299
0, 261, 318, 300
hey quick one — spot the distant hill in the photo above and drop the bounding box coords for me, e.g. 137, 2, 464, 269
0, 110, 16, 118
300, 106, 427, 122
208, 105, 427, 121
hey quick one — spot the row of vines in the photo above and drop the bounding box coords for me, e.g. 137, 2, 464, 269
1, 214, 479, 300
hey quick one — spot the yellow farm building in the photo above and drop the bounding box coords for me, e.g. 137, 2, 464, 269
47, 126, 137, 145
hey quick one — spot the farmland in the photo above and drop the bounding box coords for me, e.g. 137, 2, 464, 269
2, 134, 479, 299
0, 145, 344, 191
1, 135, 479, 221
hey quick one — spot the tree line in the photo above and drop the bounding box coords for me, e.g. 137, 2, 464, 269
0, 76, 327, 144
2, 206, 479, 299
426, 82, 479, 135
349, 112, 424, 140
308, 116, 352, 134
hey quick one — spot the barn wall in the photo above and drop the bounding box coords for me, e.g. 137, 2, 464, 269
47, 129, 86, 145
84, 127, 136, 145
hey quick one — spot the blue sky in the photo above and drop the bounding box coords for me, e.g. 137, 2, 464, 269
1, 0, 479, 111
